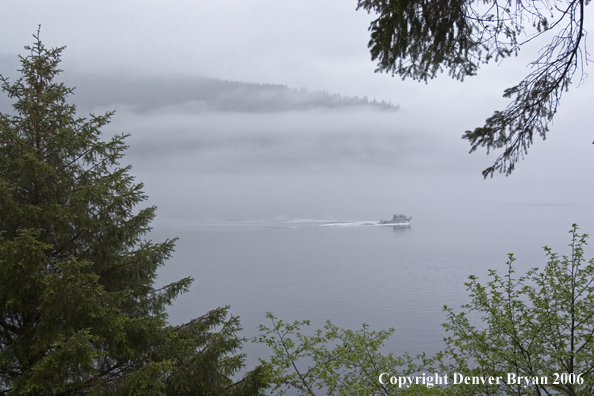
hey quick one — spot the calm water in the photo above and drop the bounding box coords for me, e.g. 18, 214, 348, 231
152, 202, 593, 370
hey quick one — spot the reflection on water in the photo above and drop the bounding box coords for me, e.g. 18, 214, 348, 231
390, 224, 411, 233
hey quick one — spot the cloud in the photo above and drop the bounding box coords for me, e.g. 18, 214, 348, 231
105, 110, 461, 176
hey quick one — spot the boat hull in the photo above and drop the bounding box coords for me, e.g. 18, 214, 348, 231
379, 214, 412, 224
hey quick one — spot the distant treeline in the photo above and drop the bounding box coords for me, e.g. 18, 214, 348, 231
66, 75, 400, 113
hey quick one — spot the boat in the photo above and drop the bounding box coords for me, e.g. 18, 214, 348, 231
379, 213, 412, 225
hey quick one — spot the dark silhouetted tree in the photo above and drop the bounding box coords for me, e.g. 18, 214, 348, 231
357, 0, 590, 177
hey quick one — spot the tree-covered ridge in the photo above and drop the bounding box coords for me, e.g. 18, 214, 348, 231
0, 32, 266, 395
61, 75, 399, 114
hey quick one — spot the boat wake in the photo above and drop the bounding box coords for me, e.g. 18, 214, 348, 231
159, 218, 411, 231
262, 219, 411, 228
318, 221, 381, 227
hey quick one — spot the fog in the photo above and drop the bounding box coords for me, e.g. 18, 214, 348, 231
64, 73, 589, 227
1, 38, 591, 229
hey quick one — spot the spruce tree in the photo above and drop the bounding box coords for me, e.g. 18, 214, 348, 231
0, 31, 267, 395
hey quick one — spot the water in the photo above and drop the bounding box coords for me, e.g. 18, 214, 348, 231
123, 100, 593, 375
152, 202, 594, 371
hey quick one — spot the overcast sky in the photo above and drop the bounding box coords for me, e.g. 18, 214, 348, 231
1, 1, 590, 108
1, 1, 592, 222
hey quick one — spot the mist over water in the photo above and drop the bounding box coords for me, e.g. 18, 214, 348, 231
103, 99, 594, 371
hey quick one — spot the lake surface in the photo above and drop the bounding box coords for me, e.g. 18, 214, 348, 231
124, 96, 594, 375
93, 68, 593, 380
152, 202, 594, 371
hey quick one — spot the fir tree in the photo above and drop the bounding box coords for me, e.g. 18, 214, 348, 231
0, 30, 267, 396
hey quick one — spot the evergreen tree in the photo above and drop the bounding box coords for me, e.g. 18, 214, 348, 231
0, 31, 267, 395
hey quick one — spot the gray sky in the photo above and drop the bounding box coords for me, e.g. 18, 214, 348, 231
1, 1, 590, 103
1, 1, 592, 222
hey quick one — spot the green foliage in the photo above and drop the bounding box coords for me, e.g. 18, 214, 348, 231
255, 313, 437, 396
357, 0, 483, 82
442, 224, 594, 395
258, 225, 594, 395
356, 0, 589, 177
0, 31, 267, 395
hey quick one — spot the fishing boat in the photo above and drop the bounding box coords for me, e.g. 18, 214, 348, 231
379, 213, 412, 225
